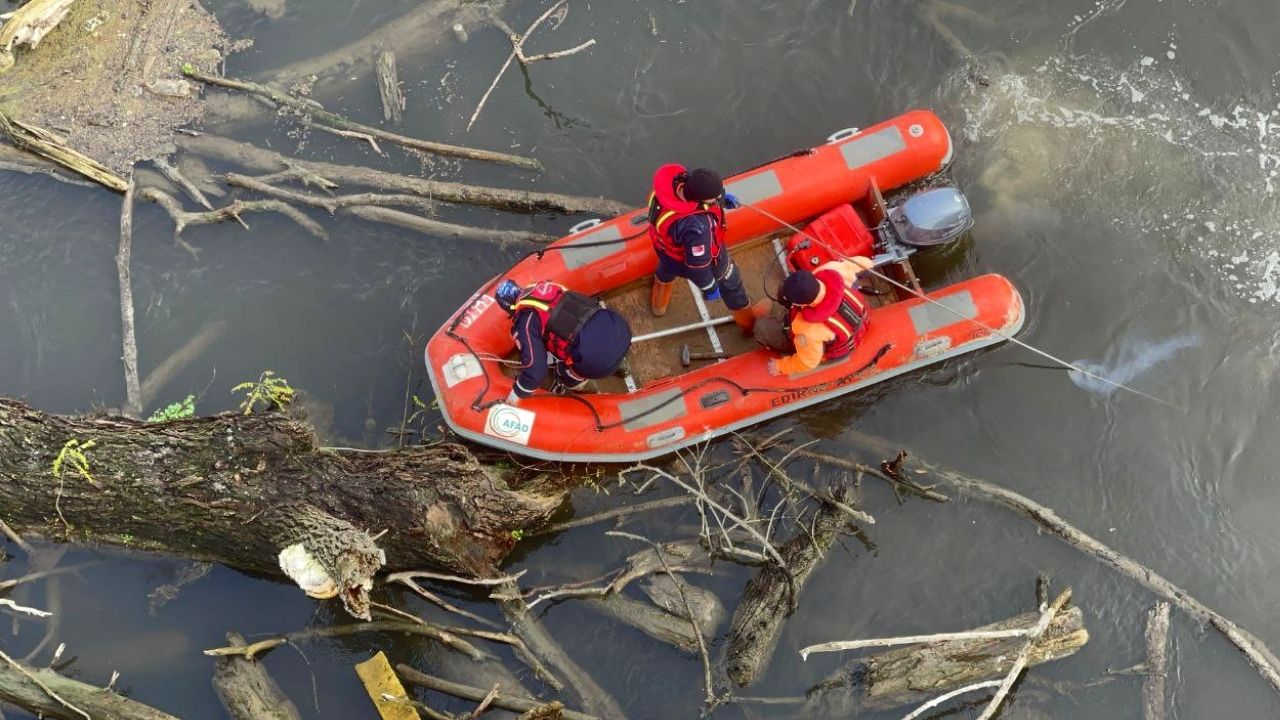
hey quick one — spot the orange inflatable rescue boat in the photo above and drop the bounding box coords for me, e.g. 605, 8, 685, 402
425, 110, 1024, 462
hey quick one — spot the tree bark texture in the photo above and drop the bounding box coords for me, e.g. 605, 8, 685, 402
0, 399, 564, 617
0, 656, 177, 719
1143, 602, 1171, 720
723, 494, 847, 688
375, 51, 405, 125
807, 606, 1088, 714
212, 631, 302, 720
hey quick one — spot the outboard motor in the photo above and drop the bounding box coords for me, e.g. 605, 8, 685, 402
886, 187, 973, 248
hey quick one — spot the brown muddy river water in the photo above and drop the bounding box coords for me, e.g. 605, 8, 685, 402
4, 0, 1280, 717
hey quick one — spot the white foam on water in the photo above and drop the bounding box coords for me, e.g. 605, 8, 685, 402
951, 51, 1280, 305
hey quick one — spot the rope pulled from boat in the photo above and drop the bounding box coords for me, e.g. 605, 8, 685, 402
739, 202, 1183, 411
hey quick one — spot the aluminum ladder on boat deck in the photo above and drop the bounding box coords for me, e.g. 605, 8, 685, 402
687, 279, 726, 360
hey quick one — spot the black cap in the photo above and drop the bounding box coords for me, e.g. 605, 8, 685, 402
683, 168, 724, 202
781, 271, 820, 306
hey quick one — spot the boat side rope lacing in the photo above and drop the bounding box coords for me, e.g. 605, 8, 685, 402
738, 202, 1183, 410
554, 343, 893, 432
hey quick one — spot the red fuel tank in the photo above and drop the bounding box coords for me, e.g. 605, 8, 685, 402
786, 203, 875, 271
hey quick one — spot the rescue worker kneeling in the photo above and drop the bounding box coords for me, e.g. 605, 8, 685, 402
495, 279, 632, 405
755, 257, 874, 376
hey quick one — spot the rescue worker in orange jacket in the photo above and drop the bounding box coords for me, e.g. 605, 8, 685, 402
755, 257, 874, 376
647, 165, 757, 335
495, 279, 632, 405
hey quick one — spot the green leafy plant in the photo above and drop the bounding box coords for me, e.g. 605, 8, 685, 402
147, 395, 195, 423
52, 439, 96, 485
232, 371, 296, 415
509, 529, 526, 542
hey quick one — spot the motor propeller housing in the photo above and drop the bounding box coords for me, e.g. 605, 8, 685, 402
887, 187, 974, 247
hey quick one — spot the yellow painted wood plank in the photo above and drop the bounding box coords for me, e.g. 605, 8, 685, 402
355, 651, 421, 720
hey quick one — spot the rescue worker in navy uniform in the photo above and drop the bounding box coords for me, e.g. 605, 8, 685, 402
647, 165, 757, 335
495, 279, 632, 405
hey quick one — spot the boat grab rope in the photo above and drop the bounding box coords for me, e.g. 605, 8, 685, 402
739, 202, 1184, 410
552, 342, 893, 432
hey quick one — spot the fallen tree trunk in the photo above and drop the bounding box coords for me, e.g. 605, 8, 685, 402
807, 605, 1088, 713
212, 631, 302, 720
499, 592, 629, 720
0, 651, 178, 719
0, 398, 564, 618
1143, 602, 1171, 720
178, 134, 630, 216
723, 492, 847, 688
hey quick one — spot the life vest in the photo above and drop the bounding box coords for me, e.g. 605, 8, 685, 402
646, 163, 727, 263
786, 269, 869, 360
511, 281, 602, 365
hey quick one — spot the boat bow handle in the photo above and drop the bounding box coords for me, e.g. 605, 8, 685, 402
826, 127, 861, 144
568, 218, 603, 235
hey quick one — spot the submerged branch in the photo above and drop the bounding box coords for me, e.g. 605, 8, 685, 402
184, 67, 541, 171
825, 433, 1280, 696
397, 665, 601, 720
139, 187, 328, 241
180, 134, 628, 216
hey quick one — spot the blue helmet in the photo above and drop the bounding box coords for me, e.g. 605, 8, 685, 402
495, 279, 521, 312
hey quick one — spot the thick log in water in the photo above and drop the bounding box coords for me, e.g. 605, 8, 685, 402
376, 51, 405, 125
807, 605, 1089, 714
0, 398, 564, 618
499, 591, 629, 720
212, 631, 302, 720
723, 492, 847, 688
0, 652, 178, 719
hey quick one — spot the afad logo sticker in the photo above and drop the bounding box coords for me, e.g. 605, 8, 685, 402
484, 404, 536, 446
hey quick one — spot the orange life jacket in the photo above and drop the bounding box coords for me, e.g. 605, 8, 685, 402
786, 268, 869, 360
646, 163, 726, 263
511, 281, 602, 365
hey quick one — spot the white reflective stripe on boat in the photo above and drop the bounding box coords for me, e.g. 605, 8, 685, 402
907, 290, 977, 336
725, 169, 784, 206
839, 125, 907, 170
559, 223, 625, 269
618, 388, 687, 431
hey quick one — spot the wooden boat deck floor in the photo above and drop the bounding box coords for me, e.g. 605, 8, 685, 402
501, 231, 903, 395
598, 235, 786, 392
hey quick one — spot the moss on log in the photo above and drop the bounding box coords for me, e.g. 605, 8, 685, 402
0, 399, 564, 617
